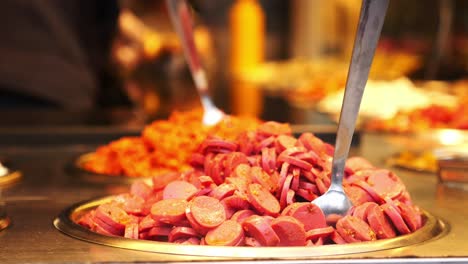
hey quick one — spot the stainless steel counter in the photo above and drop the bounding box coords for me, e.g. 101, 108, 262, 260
0, 132, 467, 263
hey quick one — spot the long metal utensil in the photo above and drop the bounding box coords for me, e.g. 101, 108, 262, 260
312, 0, 389, 218
166, 0, 224, 126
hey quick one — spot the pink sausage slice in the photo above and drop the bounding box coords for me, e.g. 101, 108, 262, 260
168, 226, 199, 242
305, 226, 334, 241
367, 204, 397, 239
242, 215, 280, 246
271, 216, 307, 246
124, 223, 139, 239
210, 183, 236, 200
336, 215, 377, 243
283, 202, 327, 231
352, 202, 378, 221
190, 196, 226, 229
163, 181, 198, 200
130, 180, 153, 200
94, 203, 130, 233
150, 198, 188, 225
205, 220, 245, 246
152, 172, 181, 191
367, 170, 404, 200
330, 230, 347, 244
380, 203, 411, 235
231, 209, 256, 224
247, 183, 281, 216
397, 202, 422, 232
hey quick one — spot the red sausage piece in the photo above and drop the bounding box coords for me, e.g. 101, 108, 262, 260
190, 196, 226, 229
150, 198, 188, 225
163, 181, 198, 200
367, 204, 397, 239
397, 202, 422, 232
94, 203, 130, 233
242, 215, 280, 246
247, 183, 281, 216
205, 220, 245, 246
283, 202, 327, 231
381, 203, 411, 235
336, 215, 377, 243
271, 216, 307, 246
168, 226, 199, 242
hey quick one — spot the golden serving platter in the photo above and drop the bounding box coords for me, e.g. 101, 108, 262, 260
54, 196, 448, 259
0, 161, 22, 188
69, 153, 152, 185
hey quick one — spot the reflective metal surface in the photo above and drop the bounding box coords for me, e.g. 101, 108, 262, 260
71, 152, 151, 185
0, 132, 467, 263
54, 196, 446, 258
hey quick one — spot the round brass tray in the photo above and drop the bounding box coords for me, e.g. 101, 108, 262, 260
0, 159, 22, 188
54, 196, 448, 259
69, 153, 152, 185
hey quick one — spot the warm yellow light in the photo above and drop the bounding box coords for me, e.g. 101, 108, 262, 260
437, 129, 464, 146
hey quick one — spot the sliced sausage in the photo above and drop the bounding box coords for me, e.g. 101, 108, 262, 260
210, 183, 236, 200
351, 180, 384, 204
344, 185, 374, 206
205, 220, 245, 246
283, 202, 327, 231
367, 204, 397, 239
271, 216, 307, 246
162, 181, 198, 200
124, 223, 139, 239
168, 226, 199, 242
94, 203, 130, 233
275, 135, 297, 153
190, 196, 226, 229
231, 209, 256, 224
380, 203, 411, 235
336, 215, 377, 243
152, 172, 181, 191
150, 198, 188, 225
250, 166, 276, 193
242, 215, 280, 246
130, 180, 153, 200
397, 202, 422, 232
366, 169, 404, 200
247, 183, 281, 216
352, 202, 378, 221
330, 230, 347, 244
305, 226, 334, 241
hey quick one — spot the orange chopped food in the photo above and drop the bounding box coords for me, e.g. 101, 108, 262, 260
82, 109, 261, 177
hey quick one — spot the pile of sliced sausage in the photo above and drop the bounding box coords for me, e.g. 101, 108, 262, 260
77, 121, 423, 246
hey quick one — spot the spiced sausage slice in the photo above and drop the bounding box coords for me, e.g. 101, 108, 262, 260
205, 220, 245, 246
336, 215, 377, 243
190, 196, 226, 229
247, 183, 280, 216
367, 204, 397, 239
242, 215, 280, 246
150, 198, 188, 225
270, 216, 307, 246
282, 202, 327, 231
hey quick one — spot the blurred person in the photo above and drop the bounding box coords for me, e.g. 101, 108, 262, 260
0, 0, 129, 109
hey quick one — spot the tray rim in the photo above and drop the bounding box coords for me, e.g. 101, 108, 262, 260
53, 195, 449, 259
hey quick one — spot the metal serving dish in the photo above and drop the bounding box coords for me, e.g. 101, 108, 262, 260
0, 159, 21, 188
70, 153, 152, 185
54, 196, 448, 259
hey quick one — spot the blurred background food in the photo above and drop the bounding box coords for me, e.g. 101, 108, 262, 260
104, 0, 467, 131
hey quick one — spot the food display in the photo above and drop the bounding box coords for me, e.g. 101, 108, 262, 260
81, 109, 260, 177
365, 98, 468, 133
77, 121, 423, 247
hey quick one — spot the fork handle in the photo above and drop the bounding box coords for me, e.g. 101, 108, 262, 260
330, 0, 389, 189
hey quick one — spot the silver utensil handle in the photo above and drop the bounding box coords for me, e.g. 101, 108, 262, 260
166, 0, 209, 94
331, 0, 389, 188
